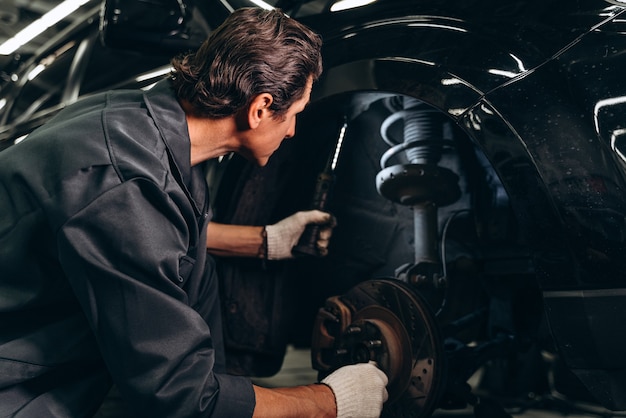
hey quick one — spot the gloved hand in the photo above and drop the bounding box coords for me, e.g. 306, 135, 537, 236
265, 210, 335, 260
321, 361, 389, 418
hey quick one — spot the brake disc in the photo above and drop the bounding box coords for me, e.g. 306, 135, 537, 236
311, 278, 445, 418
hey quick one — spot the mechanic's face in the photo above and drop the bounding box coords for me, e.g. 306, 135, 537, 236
245, 77, 313, 166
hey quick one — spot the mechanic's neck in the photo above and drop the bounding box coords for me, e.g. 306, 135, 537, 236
183, 101, 239, 166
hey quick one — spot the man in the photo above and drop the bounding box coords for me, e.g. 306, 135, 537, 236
0, 7, 388, 418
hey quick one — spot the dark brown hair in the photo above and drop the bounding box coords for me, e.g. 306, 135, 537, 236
170, 8, 323, 118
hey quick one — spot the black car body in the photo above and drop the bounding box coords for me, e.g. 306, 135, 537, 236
2, 0, 626, 416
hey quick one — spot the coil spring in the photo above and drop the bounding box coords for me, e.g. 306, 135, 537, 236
379, 96, 448, 169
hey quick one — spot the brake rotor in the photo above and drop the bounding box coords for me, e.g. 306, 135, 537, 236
312, 278, 445, 418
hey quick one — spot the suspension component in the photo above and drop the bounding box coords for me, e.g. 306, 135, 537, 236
375, 96, 461, 292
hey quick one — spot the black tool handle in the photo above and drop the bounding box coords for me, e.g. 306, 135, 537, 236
292, 171, 334, 257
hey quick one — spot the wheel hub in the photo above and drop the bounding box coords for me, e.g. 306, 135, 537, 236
311, 279, 445, 417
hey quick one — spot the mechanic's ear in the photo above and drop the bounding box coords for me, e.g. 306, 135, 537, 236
248, 93, 273, 129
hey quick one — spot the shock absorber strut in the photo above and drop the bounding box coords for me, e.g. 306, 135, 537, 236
376, 96, 461, 288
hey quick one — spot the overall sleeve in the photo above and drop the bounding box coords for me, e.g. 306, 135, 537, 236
56, 177, 255, 418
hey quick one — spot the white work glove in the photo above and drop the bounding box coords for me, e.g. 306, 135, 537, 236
321, 362, 389, 418
265, 210, 335, 260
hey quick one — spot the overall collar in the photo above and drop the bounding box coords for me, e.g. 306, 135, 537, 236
143, 79, 208, 217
